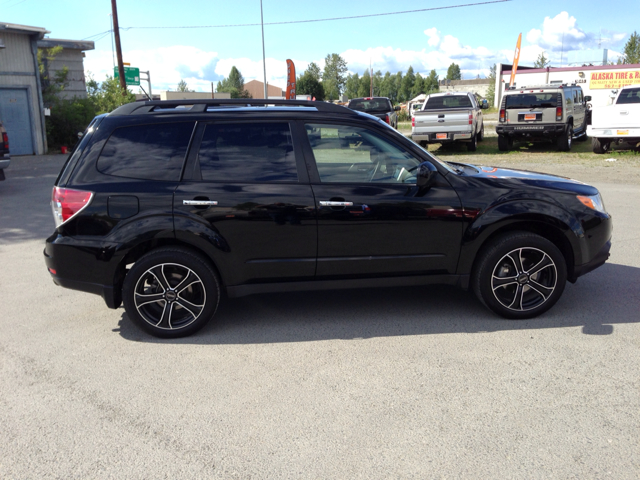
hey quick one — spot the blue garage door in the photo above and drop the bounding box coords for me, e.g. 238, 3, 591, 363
0, 88, 34, 155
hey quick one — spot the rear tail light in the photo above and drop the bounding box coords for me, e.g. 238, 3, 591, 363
412, 116, 415, 127
556, 107, 563, 121
384, 114, 390, 124
499, 109, 506, 122
51, 186, 93, 227
468, 113, 473, 125
2, 132, 8, 151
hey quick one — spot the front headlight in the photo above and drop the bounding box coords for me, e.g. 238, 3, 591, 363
577, 193, 607, 214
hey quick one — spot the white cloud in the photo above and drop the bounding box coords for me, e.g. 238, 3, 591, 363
424, 28, 440, 47
525, 12, 591, 52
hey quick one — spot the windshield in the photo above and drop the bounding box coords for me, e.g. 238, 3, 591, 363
616, 88, 640, 104
348, 98, 392, 113
423, 95, 472, 110
505, 93, 557, 109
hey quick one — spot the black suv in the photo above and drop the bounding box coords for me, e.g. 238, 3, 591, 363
45, 99, 612, 338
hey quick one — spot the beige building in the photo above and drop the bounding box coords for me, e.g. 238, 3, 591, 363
243, 79, 284, 99
439, 78, 491, 98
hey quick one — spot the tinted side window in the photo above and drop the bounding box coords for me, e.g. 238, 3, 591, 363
198, 122, 297, 182
98, 122, 195, 181
305, 123, 420, 184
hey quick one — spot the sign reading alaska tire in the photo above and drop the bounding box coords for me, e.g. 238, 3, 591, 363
589, 69, 640, 89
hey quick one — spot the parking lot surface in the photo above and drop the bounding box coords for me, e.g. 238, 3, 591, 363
1, 154, 638, 478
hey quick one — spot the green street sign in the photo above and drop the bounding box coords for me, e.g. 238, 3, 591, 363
114, 66, 140, 86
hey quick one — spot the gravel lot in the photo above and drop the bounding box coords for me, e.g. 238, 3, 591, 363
1, 154, 638, 479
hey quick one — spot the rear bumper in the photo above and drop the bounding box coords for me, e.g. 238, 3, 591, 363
587, 126, 640, 141
496, 123, 566, 138
44, 234, 123, 309
412, 131, 474, 143
0, 155, 10, 170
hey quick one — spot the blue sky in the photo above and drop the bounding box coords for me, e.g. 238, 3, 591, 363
3, 0, 637, 92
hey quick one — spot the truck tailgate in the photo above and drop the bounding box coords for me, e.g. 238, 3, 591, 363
414, 109, 471, 132
592, 105, 639, 129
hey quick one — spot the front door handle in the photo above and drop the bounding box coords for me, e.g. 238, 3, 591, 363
183, 200, 218, 206
319, 201, 353, 207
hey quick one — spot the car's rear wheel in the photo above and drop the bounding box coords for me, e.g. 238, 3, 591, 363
473, 232, 567, 319
557, 125, 573, 151
592, 137, 611, 154
498, 134, 512, 151
122, 247, 221, 338
467, 130, 478, 152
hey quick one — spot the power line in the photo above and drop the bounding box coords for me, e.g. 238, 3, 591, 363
116, 0, 511, 30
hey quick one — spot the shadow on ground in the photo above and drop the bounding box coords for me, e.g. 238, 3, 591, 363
115, 262, 639, 345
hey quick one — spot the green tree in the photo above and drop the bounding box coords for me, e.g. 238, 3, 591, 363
534, 52, 550, 68
176, 79, 194, 92
400, 66, 416, 102
446, 63, 462, 81
410, 73, 425, 98
322, 53, 348, 100
392, 72, 403, 103
86, 75, 136, 114
621, 31, 640, 64
372, 70, 383, 96
216, 66, 252, 98
379, 72, 393, 99
424, 69, 440, 93
297, 65, 325, 101
486, 64, 497, 107
38, 46, 69, 104
358, 69, 371, 97
344, 73, 360, 99
306, 62, 322, 81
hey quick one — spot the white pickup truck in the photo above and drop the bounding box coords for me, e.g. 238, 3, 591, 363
587, 85, 640, 153
411, 91, 486, 152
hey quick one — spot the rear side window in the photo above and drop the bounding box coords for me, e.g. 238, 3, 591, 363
616, 88, 640, 104
505, 93, 556, 109
98, 122, 195, 181
197, 122, 297, 183
424, 95, 472, 109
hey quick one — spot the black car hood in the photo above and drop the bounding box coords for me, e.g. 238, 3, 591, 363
466, 164, 599, 195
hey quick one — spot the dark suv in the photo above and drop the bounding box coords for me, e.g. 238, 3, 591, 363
45, 99, 612, 338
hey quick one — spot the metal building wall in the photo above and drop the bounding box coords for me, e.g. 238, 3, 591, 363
0, 32, 45, 155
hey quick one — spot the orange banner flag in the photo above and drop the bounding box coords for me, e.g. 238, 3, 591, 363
286, 59, 296, 100
509, 33, 522, 87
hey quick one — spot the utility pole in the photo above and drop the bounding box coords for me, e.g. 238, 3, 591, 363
260, 0, 267, 99
111, 0, 127, 95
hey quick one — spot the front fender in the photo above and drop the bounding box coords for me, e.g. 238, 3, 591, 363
457, 199, 583, 276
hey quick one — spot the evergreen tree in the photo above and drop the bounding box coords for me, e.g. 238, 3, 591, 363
533, 52, 550, 68
358, 69, 371, 97
306, 62, 322, 81
176, 79, 194, 92
446, 63, 462, 81
400, 66, 416, 102
424, 69, 440, 93
410, 73, 425, 99
622, 31, 640, 64
344, 73, 360, 99
216, 66, 251, 98
372, 70, 383, 96
486, 64, 497, 107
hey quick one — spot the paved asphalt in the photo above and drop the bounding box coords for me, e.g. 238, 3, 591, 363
1, 155, 638, 479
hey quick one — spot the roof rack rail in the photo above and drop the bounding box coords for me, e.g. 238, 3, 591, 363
109, 98, 358, 116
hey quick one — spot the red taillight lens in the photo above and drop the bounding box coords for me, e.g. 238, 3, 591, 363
556, 107, 563, 121
2, 132, 8, 150
499, 109, 506, 122
412, 116, 415, 127
469, 113, 473, 125
384, 114, 390, 124
51, 187, 93, 227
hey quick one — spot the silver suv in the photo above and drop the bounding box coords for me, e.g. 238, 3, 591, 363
496, 84, 591, 151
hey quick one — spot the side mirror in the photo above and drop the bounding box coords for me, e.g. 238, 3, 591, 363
394, 106, 401, 111
416, 161, 438, 189
77, 132, 84, 139
584, 95, 592, 102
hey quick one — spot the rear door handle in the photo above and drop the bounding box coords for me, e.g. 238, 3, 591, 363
183, 200, 218, 206
319, 201, 353, 207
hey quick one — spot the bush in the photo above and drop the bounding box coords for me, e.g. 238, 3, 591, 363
45, 97, 96, 149
398, 109, 411, 122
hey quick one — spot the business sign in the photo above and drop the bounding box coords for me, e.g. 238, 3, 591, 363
114, 66, 140, 86
509, 33, 522, 87
589, 69, 640, 89
285, 59, 296, 100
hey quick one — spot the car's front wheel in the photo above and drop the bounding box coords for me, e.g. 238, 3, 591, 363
473, 232, 567, 319
122, 247, 221, 338
498, 134, 512, 151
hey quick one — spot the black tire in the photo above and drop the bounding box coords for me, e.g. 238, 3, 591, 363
467, 130, 478, 152
478, 123, 485, 142
122, 247, 221, 338
497, 134, 512, 151
592, 137, 611, 154
472, 232, 567, 320
557, 125, 572, 151
419, 141, 428, 148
